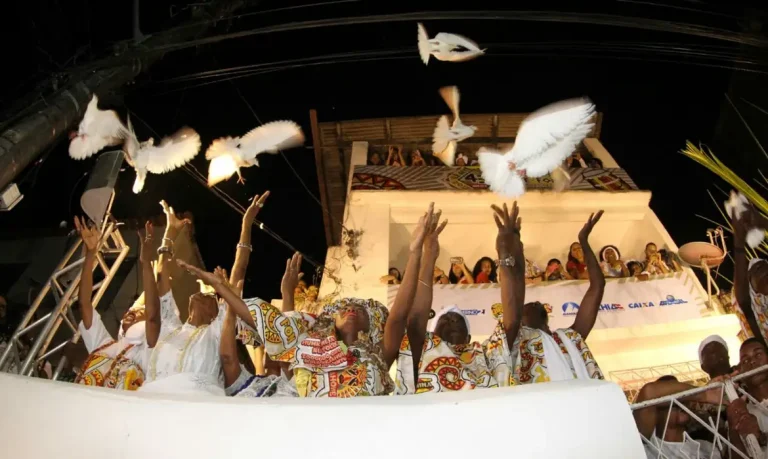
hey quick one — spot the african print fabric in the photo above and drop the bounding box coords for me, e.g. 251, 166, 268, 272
514, 326, 604, 384
76, 309, 149, 391
238, 297, 393, 397
733, 259, 768, 343
395, 318, 516, 394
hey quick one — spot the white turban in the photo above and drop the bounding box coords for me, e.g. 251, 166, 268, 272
698, 335, 728, 364
428, 305, 470, 334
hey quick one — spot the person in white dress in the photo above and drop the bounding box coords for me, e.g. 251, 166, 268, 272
73, 216, 153, 390
138, 194, 269, 396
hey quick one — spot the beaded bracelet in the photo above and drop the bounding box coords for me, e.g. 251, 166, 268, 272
237, 243, 253, 252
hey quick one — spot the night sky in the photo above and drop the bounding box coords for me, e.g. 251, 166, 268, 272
4, 1, 768, 300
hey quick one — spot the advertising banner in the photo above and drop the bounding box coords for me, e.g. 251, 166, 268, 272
387, 273, 707, 336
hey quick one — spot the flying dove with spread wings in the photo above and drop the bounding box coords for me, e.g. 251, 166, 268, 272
725, 191, 766, 248
432, 86, 477, 166
417, 23, 485, 65
478, 98, 596, 198
205, 121, 305, 186
69, 95, 201, 194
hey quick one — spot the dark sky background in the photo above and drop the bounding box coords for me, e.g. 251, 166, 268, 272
3, 1, 768, 301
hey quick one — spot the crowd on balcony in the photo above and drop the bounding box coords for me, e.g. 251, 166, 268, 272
366, 143, 606, 169
383, 241, 682, 286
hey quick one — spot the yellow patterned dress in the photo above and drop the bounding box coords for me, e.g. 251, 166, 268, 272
238, 297, 393, 397
76, 309, 149, 391
733, 279, 768, 343
514, 326, 604, 384
395, 319, 515, 395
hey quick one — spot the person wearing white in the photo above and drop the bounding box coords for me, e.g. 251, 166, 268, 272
514, 211, 607, 383
73, 216, 149, 390
139, 196, 269, 396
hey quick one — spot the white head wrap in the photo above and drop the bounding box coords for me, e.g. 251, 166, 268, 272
428, 305, 470, 334
698, 335, 728, 364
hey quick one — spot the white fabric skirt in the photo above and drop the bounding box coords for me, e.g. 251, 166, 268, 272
139, 372, 225, 396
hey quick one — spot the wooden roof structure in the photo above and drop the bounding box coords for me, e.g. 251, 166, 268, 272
309, 110, 603, 246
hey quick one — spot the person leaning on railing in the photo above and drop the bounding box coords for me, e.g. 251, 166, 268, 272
633, 376, 726, 459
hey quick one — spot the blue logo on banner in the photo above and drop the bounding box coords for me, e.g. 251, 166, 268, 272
562, 302, 580, 316
461, 309, 486, 316
629, 302, 655, 309
659, 295, 687, 306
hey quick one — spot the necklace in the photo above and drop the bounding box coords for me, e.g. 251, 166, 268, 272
149, 324, 208, 379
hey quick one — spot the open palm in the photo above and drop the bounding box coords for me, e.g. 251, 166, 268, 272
160, 200, 190, 233
74, 216, 100, 252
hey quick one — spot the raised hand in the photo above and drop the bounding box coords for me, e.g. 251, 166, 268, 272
244, 191, 270, 224
423, 209, 448, 261
578, 210, 604, 242
410, 202, 434, 253
177, 259, 223, 287
160, 200, 191, 236
491, 202, 522, 262
281, 252, 304, 297
137, 221, 155, 264
74, 216, 100, 253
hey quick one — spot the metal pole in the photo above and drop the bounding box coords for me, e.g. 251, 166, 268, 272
630, 364, 768, 410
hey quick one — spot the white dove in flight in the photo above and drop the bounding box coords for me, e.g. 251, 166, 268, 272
69, 95, 201, 194
432, 86, 477, 166
417, 23, 485, 65
205, 120, 305, 186
725, 191, 765, 248
478, 98, 596, 198
123, 120, 201, 194
69, 95, 131, 159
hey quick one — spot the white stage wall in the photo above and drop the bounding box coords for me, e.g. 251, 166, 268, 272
0, 374, 645, 459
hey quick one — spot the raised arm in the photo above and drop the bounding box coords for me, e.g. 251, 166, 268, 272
406, 205, 447, 369
492, 203, 526, 346
176, 260, 257, 331
384, 204, 440, 367
157, 200, 190, 296
571, 211, 605, 339
219, 277, 245, 388
230, 192, 269, 286
138, 222, 162, 348
74, 216, 101, 329
733, 204, 767, 346
279, 252, 303, 313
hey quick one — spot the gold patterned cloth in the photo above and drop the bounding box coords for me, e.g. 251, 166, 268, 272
514, 326, 604, 384
395, 318, 516, 395
76, 310, 148, 391
238, 297, 394, 397
733, 259, 768, 342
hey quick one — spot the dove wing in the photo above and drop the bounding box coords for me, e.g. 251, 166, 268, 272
239, 120, 305, 161
509, 99, 595, 177
439, 86, 461, 122
434, 33, 482, 52
69, 96, 129, 159
143, 127, 201, 174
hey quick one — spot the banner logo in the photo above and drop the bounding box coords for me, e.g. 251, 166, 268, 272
461, 309, 486, 316
562, 302, 580, 316
660, 295, 687, 306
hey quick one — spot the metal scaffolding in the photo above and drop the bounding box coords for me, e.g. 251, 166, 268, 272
632, 364, 768, 459
0, 218, 130, 378
610, 361, 711, 401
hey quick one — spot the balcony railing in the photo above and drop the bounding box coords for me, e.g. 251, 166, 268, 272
351, 166, 638, 192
